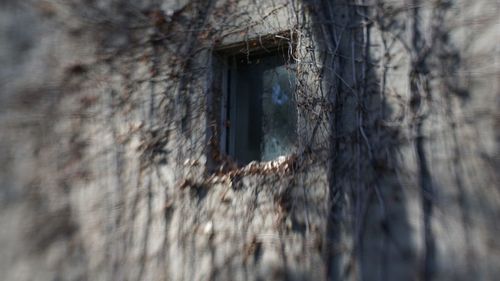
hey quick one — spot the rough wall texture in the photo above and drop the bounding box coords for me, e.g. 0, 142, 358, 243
0, 0, 499, 281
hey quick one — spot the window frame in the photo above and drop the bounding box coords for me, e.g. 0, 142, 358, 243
211, 31, 298, 166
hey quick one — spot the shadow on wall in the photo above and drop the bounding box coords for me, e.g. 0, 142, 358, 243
305, 1, 417, 280
309, 0, 500, 280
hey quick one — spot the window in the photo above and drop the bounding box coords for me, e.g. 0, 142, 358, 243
216, 35, 297, 165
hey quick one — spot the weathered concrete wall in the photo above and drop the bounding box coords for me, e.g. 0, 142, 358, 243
0, 0, 499, 281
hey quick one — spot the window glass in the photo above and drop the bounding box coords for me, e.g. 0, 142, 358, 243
261, 63, 297, 161
230, 54, 297, 164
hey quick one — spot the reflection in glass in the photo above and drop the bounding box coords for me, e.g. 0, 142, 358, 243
261, 64, 297, 161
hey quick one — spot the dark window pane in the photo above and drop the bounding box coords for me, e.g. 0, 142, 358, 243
232, 58, 262, 164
